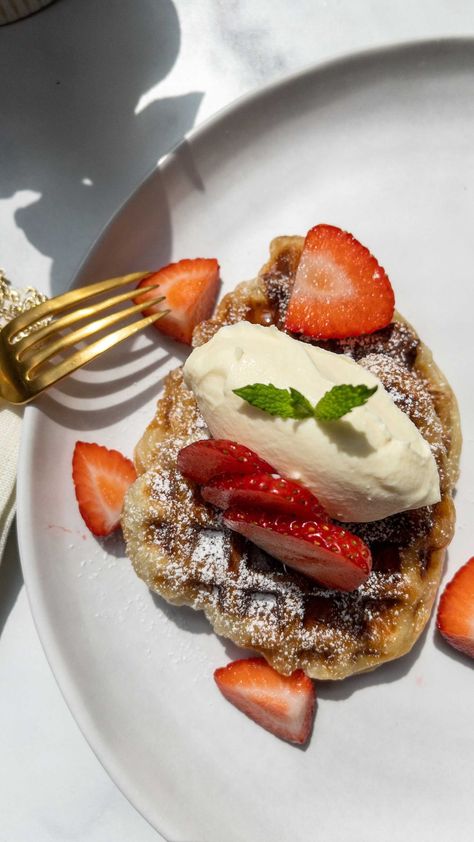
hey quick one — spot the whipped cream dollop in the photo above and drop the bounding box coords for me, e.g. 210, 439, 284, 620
183, 322, 440, 522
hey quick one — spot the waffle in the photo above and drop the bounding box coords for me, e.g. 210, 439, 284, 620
122, 237, 461, 680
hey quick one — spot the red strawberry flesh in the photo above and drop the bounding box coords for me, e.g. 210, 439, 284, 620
437, 557, 474, 658
284, 224, 395, 339
177, 439, 275, 485
224, 506, 371, 591
136, 257, 220, 344
202, 471, 328, 519
214, 657, 315, 744
72, 441, 137, 536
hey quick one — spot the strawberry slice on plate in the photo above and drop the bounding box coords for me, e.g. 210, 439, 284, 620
177, 439, 275, 485
136, 257, 220, 344
284, 224, 395, 339
72, 441, 137, 536
437, 557, 474, 658
202, 472, 328, 519
214, 657, 315, 744
224, 506, 371, 591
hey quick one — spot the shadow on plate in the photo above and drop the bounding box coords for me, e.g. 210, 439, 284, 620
316, 622, 432, 702
95, 530, 129, 561
151, 591, 213, 637
0, 521, 23, 637
432, 626, 474, 670
35, 340, 184, 430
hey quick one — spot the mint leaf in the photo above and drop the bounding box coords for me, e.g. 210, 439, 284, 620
233, 382, 377, 422
313, 384, 378, 421
288, 388, 315, 419
233, 383, 306, 418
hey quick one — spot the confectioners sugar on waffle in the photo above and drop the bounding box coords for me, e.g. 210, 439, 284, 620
122, 236, 460, 679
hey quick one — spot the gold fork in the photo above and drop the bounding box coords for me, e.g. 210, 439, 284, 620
0, 271, 168, 404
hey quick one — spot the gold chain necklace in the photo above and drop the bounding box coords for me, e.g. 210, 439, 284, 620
0, 268, 49, 340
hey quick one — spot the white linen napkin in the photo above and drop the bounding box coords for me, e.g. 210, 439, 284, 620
0, 405, 21, 558
0, 270, 47, 561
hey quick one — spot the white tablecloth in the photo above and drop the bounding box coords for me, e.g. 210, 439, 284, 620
2, 1, 474, 839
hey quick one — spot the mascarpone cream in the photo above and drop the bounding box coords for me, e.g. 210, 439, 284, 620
183, 322, 440, 522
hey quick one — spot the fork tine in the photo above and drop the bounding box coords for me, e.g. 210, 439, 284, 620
15, 283, 161, 357
23, 295, 166, 371
28, 310, 169, 395
3, 270, 152, 341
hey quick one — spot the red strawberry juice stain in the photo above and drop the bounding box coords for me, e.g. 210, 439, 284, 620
47, 524, 73, 534
47, 525, 88, 540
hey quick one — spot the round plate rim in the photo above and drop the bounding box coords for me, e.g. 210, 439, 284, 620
16, 35, 474, 839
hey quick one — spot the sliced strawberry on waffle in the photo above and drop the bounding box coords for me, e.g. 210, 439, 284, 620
224, 506, 371, 591
202, 472, 328, 519
177, 439, 275, 485
284, 224, 395, 339
436, 557, 474, 658
72, 441, 137, 536
214, 657, 316, 744
136, 257, 220, 344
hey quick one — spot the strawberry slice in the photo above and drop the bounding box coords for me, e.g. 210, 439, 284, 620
202, 472, 328, 519
177, 439, 274, 485
214, 657, 315, 744
136, 257, 220, 345
284, 224, 395, 339
72, 441, 137, 536
224, 506, 371, 591
436, 557, 474, 658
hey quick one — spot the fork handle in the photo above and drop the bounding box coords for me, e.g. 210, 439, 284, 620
0, 347, 26, 403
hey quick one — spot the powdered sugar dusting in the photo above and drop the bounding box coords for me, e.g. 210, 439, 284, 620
121, 243, 456, 679
123, 448, 425, 676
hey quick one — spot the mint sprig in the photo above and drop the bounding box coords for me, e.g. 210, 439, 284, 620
233, 382, 377, 422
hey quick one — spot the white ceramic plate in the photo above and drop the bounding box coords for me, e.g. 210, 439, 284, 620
18, 40, 474, 842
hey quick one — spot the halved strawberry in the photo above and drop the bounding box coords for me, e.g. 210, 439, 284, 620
177, 439, 274, 485
224, 506, 371, 591
136, 257, 220, 344
284, 224, 395, 339
72, 441, 137, 536
202, 472, 328, 519
436, 557, 474, 658
214, 657, 315, 744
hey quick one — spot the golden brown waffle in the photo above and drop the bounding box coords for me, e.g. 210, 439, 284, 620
122, 237, 461, 680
